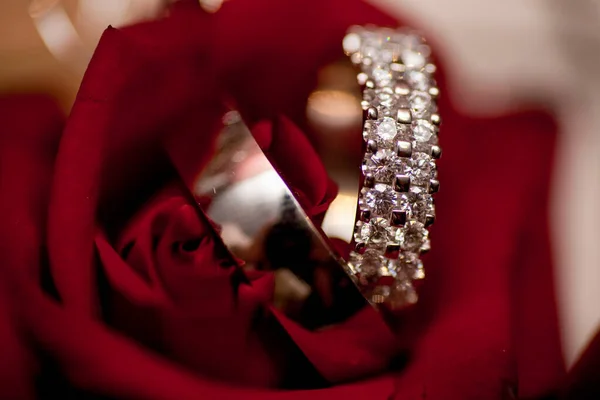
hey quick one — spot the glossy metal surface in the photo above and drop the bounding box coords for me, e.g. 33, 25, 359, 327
192, 112, 383, 329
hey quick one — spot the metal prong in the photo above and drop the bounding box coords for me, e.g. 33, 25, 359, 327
394, 175, 411, 192
431, 145, 442, 159
394, 82, 410, 96
390, 63, 405, 72
366, 80, 375, 89
357, 72, 369, 85
364, 174, 375, 188
429, 179, 440, 194
431, 113, 441, 126
425, 63, 437, 74
366, 107, 378, 120
366, 139, 378, 153
355, 242, 366, 254
385, 244, 400, 257
396, 141, 412, 158
391, 210, 407, 226
397, 108, 412, 124
428, 87, 440, 98
360, 209, 371, 222
425, 214, 435, 227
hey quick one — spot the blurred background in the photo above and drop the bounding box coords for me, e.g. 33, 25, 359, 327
1, 0, 598, 370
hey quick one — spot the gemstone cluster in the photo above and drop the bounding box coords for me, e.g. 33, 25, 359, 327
343, 26, 442, 308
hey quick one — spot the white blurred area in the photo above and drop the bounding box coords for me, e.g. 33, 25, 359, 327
0, 0, 598, 370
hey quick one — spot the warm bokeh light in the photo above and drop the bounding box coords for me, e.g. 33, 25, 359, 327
30, 1, 85, 65
306, 89, 362, 131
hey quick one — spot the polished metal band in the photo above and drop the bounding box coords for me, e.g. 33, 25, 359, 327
343, 26, 442, 309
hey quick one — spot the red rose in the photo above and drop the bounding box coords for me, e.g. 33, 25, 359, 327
2, 0, 599, 399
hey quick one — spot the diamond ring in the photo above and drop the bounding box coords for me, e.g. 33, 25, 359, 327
342, 26, 442, 309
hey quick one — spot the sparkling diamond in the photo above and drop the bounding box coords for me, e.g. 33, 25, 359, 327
379, 261, 397, 278
398, 252, 425, 280
363, 88, 410, 119
371, 36, 398, 65
409, 91, 433, 119
363, 120, 399, 145
349, 249, 385, 281
412, 120, 435, 142
360, 32, 398, 64
401, 49, 426, 69
410, 152, 436, 186
362, 88, 394, 112
362, 184, 397, 217
409, 188, 434, 222
378, 48, 394, 63
377, 117, 398, 141
406, 70, 430, 91
384, 259, 400, 278
396, 193, 411, 211
386, 253, 424, 280
412, 133, 439, 153
355, 217, 394, 246
372, 67, 392, 84
387, 280, 418, 308
377, 87, 395, 106
378, 106, 395, 118
395, 122, 411, 141
362, 32, 381, 59
398, 220, 427, 251
413, 268, 425, 280
379, 90, 409, 119
363, 149, 412, 182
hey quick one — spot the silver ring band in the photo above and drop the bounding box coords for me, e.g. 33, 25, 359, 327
343, 26, 442, 309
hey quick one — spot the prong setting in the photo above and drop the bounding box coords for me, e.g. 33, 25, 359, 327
366, 139, 378, 153
360, 209, 371, 222
425, 214, 435, 227
355, 242, 367, 254
431, 145, 442, 159
428, 86, 440, 98
366, 107, 378, 120
393, 175, 411, 192
394, 82, 410, 96
428, 179, 440, 194
345, 26, 442, 309
385, 244, 400, 257
391, 210, 407, 227
364, 174, 375, 188
397, 108, 412, 124
396, 141, 413, 158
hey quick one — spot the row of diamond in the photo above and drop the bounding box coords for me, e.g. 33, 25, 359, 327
342, 26, 441, 309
